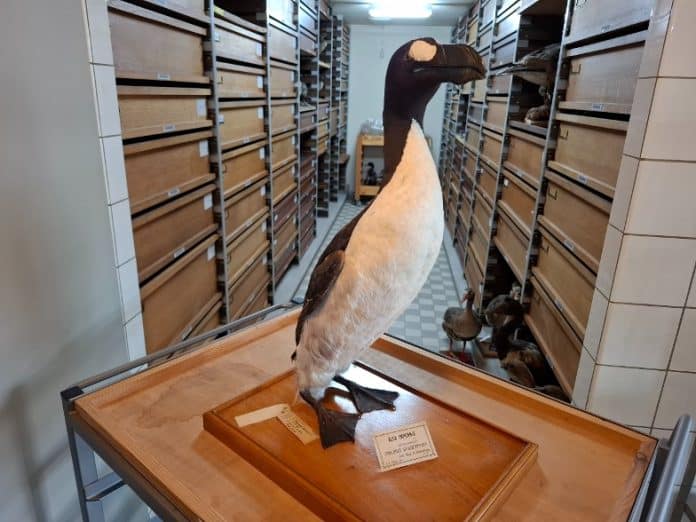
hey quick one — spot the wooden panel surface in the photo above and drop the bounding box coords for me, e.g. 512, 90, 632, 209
227, 215, 269, 286
215, 19, 265, 67
273, 164, 297, 203
473, 190, 494, 237
229, 250, 270, 317
271, 131, 297, 170
221, 140, 269, 198
225, 178, 268, 241
481, 129, 503, 167
268, 0, 295, 28
494, 208, 528, 283
478, 161, 498, 206
270, 61, 297, 98
217, 63, 266, 99
499, 171, 535, 237
269, 24, 297, 64
568, 0, 653, 43
271, 102, 296, 135
488, 73, 512, 96
484, 97, 507, 132
219, 101, 266, 151
504, 129, 544, 188
491, 35, 516, 70
75, 309, 656, 522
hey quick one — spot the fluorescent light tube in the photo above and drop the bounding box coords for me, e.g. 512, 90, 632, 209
369, 1, 433, 19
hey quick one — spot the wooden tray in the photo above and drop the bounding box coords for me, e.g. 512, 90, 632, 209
204, 364, 537, 521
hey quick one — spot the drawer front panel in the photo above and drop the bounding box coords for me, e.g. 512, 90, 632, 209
268, 0, 295, 28
526, 279, 582, 394
494, 210, 527, 283
472, 76, 487, 102
300, 110, 315, 130
495, 7, 520, 42
473, 190, 493, 237
568, 0, 653, 43
465, 151, 478, 178
478, 161, 498, 205
273, 165, 297, 202
488, 73, 513, 96
124, 131, 213, 214
133, 185, 216, 282
470, 219, 489, 271
465, 248, 485, 310
215, 23, 264, 67
219, 103, 266, 150
534, 229, 595, 340
142, 236, 218, 354
499, 172, 535, 236
551, 115, 627, 197
300, 31, 316, 55
227, 216, 269, 285
298, 4, 317, 35
271, 103, 296, 135
505, 130, 544, 187
245, 286, 271, 317
491, 36, 516, 69
275, 215, 298, 253
469, 102, 484, 124
466, 127, 481, 151
274, 189, 298, 228
480, 0, 495, 28
229, 251, 270, 317
225, 179, 268, 241
478, 27, 493, 52
272, 132, 297, 169
481, 130, 503, 166
274, 240, 297, 284
540, 173, 610, 272
270, 64, 296, 97
217, 65, 265, 99
318, 103, 330, 121
109, 7, 205, 82
222, 141, 268, 198
484, 98, 507, 131
269, 24, 297, 64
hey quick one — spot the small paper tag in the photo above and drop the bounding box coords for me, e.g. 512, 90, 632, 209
563, 238, 575, 252
261, 222, 267, 232
157, 72, 171, 81
167, 187, 181, 198
260, 186, 266, 196
277, 406, 318, 444
373, 421, 438, 472
163, 123, 176, 132
292, 136, 296, 145
257, 75, 263, 89
503, 178, 509, 187
257, 107, 264, 119
578, 174, 589, 184
236, 404, 288, 427
199, 140, 209, 157
218, 114, 225, 124
207, 245, 215, 260
196, 98, 206, 117
256, 42, 263, 56
214, 31, 221, 42
173, 247, 186, 259
259, 148, 265, 159
203, 194, 213, 210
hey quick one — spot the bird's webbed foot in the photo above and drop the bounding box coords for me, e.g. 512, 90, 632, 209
333, 375, 399, 413
300, 390, 360, 449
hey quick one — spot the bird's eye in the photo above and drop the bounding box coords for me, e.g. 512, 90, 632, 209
408, 40, 437, 62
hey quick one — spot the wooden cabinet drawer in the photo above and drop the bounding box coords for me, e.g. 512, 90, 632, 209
478, 160, 498, 206
245, 286, 270, 317
478, 27, 493, 52
470, 218, 489, 272
224, 179, 268, 241
117, 86, 211, 140
318, 103, 330, 121
221, 140, 268, 199
495, 4, 520, 42
464, 248, 485, 310
217, 63, 265, 99
330, 109, 339, 135
317, 121, 329, 140
273, 164, 297, 203
300, 222, 315, 252
447, 201, 458, 235
270, 61, 297, 98
269, 24, 297, 64
227, 215, 269, 285
214, 18, 265, 67
299, 3, 317, 35
218, 100, 266, 151
491, 34, 516, 69
317, 137, 328, 156
539, 171, 610, 273
141, 235, 218, 354
300, 109, 316, 130
300, 31, 317, 55
480, 0, 495, 28
481, 128, 504, 167
488, 73, 512, 96
465, 150, 478, 178
469, 102, 484, 124
271, 101, 296, 135
562, 32, 644, 115
533, 227, 595, 340
526, 278, 582, 395
473, 189, 493, 237
494, 208, 527, 283
109, 1, 206, 83
124, 130, 213, 214
268, 0, 295, 28
499, 171, 536, 237
272, 131, 297, 170
274, 214, 298, 253
472, 75, 487, 102
549, 113, 628, 198
484, 97, 507, 132
568, 0, 653, 44
133, 184, 216, 282
187, 297, 222, 345
274, 191, 297, 230
274, 236, 298, 281
318, 0, 330, 17
229, 250, 270, 319
505, 129, 544, 188
466, 126, 481, 151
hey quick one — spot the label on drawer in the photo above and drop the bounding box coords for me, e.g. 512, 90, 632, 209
578, 174, 588, 185
262, 222, 267, 232
373, 421, 438, 472
277, 406, 318, 444
163, 123, 176, 132
503, 178, 509, 187
259, 148, 265, 159
291, 105, 296, 115
256, 43, 263, 57
207, 245, 216, 261
180, 326, 193, 340
218, 114, 225, 124
157, 72, 171, 81
168, 187, 181, 198
257, 107, 264, 119
235, 403, 287, 427
292, 136, 296, 145
214, 31, 221, 42
563, 238, 575, 252
203, 194, 213, 210
257, 76, 263, 89
173, 247, 186, 259
198, 140, 209, 157
554, 298, 564, 312
592, 103, 605, 111
154, 0, 167, 6
196, 99, 206, 117
260, 186, 266, 196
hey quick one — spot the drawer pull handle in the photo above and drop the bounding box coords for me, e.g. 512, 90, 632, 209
559, 128, 569, 140
541, 242, 549, 253
570, 62, 581, 75
548, 188, 558, 199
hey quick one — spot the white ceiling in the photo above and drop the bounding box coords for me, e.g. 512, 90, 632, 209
331, 1, 473, 26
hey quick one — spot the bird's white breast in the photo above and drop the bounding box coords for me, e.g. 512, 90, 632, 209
296, 121, 444, 393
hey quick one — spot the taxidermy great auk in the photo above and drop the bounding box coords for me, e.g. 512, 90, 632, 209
292, 38, 485, 448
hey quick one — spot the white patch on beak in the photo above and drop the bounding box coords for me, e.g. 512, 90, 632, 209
408, 40, 437, 62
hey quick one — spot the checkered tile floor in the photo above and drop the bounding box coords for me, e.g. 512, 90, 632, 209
294, 202, 462, 354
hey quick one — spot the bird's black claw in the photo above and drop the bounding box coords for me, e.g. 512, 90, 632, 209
334, 375, 399, 413
300, 390, 360, 448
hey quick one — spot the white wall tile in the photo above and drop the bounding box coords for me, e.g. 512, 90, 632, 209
124, 313, 146, 361
643, 78, 696, 161
624, 78, 656, 158
108, 199, 135, 266
92, 64, 121, 137
117, 257, 141, 323
597, 303, 681, 369
596, 225, 623, 299
612, 236, 696, 306
688, 275, 696, 308
639, 8, 670, 79
587, 365, 664, 426
654, 371, 696, 429
609, 155, 639, 231
625, 161, 696, 238
670, 309, 696, 372
628, 426, 651, 434
659, 0, 696, 78
85, 0, 114, 65
101, 136, 128, 204
584, 289, 609, 359
572, 347, 596, 409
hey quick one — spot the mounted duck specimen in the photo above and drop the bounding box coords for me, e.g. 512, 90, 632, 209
292, 38, 485, 448
442, 289, 483, 363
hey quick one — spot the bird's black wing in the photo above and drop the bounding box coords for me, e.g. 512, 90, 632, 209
294, 205, 370, 345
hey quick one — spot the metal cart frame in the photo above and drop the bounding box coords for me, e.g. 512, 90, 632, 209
62, 303, 695, 522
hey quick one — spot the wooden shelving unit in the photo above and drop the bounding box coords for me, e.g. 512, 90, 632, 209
439, 0, 653, 396
107, 0, 349, 355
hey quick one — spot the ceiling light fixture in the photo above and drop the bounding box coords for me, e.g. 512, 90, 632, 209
369, 0, 433, 20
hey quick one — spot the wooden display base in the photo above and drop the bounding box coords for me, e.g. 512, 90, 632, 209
204, 364, 537, 521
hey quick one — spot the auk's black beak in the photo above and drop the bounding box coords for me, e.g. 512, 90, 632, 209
414, 43, 486, 85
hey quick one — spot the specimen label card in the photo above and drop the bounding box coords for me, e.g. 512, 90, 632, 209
373, 421, 438, 472
277, 406, 318, 444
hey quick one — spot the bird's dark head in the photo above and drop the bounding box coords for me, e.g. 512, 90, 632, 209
384, 38, 485, 124
461, 289, 476, 305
